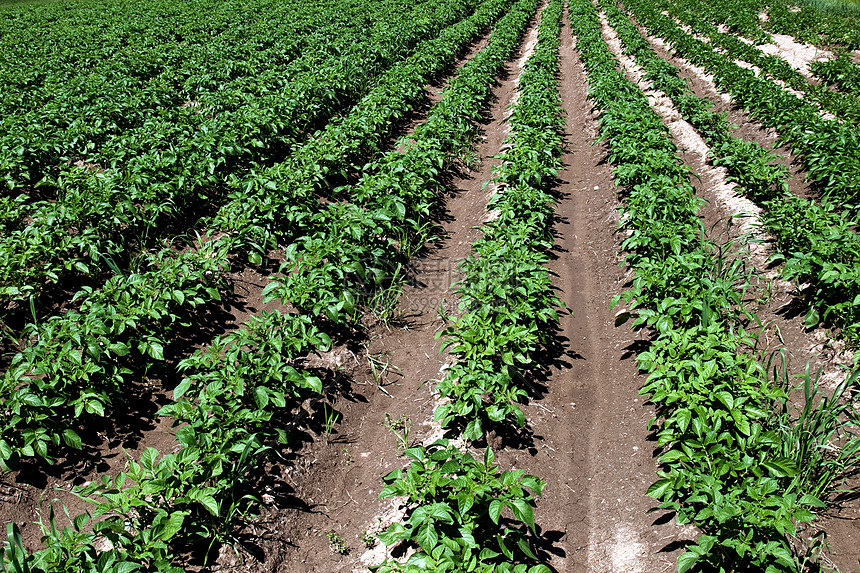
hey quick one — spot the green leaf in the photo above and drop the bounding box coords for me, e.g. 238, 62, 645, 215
148, 341, 165, 361
517, 536, 538, 559
489, 499, 503, 524
715, 391, 734, 411
659, 449, 686, 464
762, 457, 798, 478
156, 511, 186, 541
378, 522, 407, 546
646, 478, 673, 499
509, 499, 535, 530
175, 425, 197, 447
799, 494, 826, 508
63, 429, 82, 450
140, 448, 159, 471
196, 494, 220, 517
173, 378, 193, 400
304, 375, 322, 394
677, 550, 700, 573
415, 522, 438, 551
730, 409, 751, 436
254, 387, 269, 409
675, 409, 691, 433
804, 307, 820, 329
109, 342, 130, 356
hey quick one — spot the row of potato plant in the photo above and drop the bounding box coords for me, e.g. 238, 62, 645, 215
208, 0, 517, 261
621, 0, 860, 344
657, 0, 860, 125
435, 0, 566, 441
760, 0, 860, 48
637, 0, 860, 212
601, 0, 860, 341
572, 0, 859, 569
0, 0, 513, 415
0, 244, 231, 470
0, 1, 542, 570
0, 0, 475, 309
627, 0, 860, 110
0, 0, 516, 470
0, 0, 515, 548
598, 0, 789, 211
809, 54, 860, 97
374, 1, 563, 570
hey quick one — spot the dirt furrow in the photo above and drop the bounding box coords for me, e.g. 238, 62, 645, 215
253, 10, 546, 571
496, 5, 695, 572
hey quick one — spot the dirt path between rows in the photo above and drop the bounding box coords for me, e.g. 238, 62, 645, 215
236, 10, 547, 571
503, 7, 694, 571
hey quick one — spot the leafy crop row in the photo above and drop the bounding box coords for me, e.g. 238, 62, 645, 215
599, 0, 789, 205
0, 0, 520, 471
621, 0, 860, 344
764, 0, 860, 48
657, 0, 860, 125
0, 0, 477, 308
1, 0, 552, 569
571, 0, 860, 569
809, 53, 860, 96
373, 0, 565, 570
435, 0, 566, 442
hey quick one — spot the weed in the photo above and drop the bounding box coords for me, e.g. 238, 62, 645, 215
362, 530, 376, 549
383, 413, 411, 451
366, 350, 401, 395
322, 400, 341, 442
327, 530, 348, 555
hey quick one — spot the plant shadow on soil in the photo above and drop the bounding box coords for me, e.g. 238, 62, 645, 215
171, 364, 368, 571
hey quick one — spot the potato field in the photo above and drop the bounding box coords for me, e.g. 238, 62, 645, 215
1, 0, 860, 570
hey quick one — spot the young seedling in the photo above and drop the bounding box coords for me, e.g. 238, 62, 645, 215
327, 530, 348, 555
362, 529, 376, 549
322, 400, 341, 443
383, 413, 411, 451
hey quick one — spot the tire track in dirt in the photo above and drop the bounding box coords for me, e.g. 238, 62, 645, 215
499, 4, 694, 571
255, 10, 546, 571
